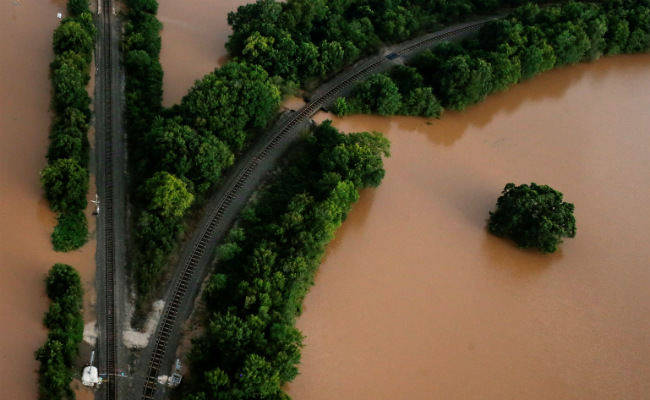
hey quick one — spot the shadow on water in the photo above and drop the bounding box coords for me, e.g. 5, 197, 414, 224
480, 232, 565, 276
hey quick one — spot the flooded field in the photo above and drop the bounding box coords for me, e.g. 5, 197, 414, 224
286, 54, 650, 399
157, 0, 246, 106
0, 0, 97, 398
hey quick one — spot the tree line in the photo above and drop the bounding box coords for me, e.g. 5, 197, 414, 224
34, 264, 85, 400
40, 1, 95, 252
334, 0, 650, 116
225, 0, 545, 88
180, 121, 389, 400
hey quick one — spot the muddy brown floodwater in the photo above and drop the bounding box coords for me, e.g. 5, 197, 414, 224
0, 1, 97, 398
157, 0, 248, 107
286, 54, 650, 400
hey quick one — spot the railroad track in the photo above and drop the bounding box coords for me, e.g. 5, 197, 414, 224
100, 0, 117, 398
139, 18, 493, 400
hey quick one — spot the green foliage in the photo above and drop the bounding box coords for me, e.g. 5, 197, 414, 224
45, 263, 83, 304
139, 171, 194, 218
52, 19, 93, 63
336, 0, 650, 117
51, 62, 91, 115
41, 158, 89, 213
145, 116, 234, 194
47, 121, 89, 168
224, 0, 532, 87
67, 0, 89, 16
337, 67, 443, 118
52, 211, 88, 252
36, 264, 84, 399
184, 122, 389, 398
488, 183, 576, 253
315, 121, 390, 188
45, 9, 94, 253
35, 339, 73, 400
347, 74, 403, 115
180, 61, 281, 151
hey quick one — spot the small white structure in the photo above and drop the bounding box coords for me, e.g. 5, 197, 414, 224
91, 194, 100, 215
57, 12, 62, 18
82, 351, 100, 387
82, 366, 99, 387
168, 359, 183, 387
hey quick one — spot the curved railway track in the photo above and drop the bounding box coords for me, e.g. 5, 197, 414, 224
139, 18, 495, 399
99, 0, 117, 398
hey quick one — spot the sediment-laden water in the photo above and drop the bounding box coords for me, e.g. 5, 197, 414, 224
0, 1, 97, 397
286, 54, 650, 400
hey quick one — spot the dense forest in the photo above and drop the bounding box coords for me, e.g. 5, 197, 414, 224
334, 0, 650, 116
224, 0, 546, 87
34, 264, 85, 400
123, 0, 283, 302
181, 121, 389, 399
41, 0, 95, 252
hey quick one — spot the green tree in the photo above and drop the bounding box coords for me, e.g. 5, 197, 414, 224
401, 87, 443, 117
348, 73, 402, 115
52, 210, 88, 252
180, 62, 280, 151
40, 158, 88, 213
34, 339, 73, 400
45, 263, 83, 305
238, 353, 282, 398
316, 121, 391, 188
139, 171, 194, 218
488, 183, 576, 253
519, 26, 556, 80
52, 20, 93, 62
436, 54, 493, 110
146, 116, 234, 194
67, 0, 89, 16
51, 63, 91, 116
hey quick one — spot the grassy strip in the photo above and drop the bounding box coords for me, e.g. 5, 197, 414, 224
34, 264, 84, 400
334, 0, 650, 116
41, 1, 96, 252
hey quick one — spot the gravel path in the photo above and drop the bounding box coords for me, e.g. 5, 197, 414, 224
93, 4, 130, 399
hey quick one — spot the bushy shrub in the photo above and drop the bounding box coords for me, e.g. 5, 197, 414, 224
36, 264, 84, 399
488, 183, 576, 253
52, 211, 88, 252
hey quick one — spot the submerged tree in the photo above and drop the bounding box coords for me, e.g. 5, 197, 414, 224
487, 183, 576, 253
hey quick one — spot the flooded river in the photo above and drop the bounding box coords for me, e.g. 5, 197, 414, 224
286, 54, 650, 399
0, 0, 97, 398
157, 0, 245, 106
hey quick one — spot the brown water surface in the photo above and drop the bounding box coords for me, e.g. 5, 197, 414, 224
0, 1, 97, 398
157, 0, 247, 106
287, 55, 650, 400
